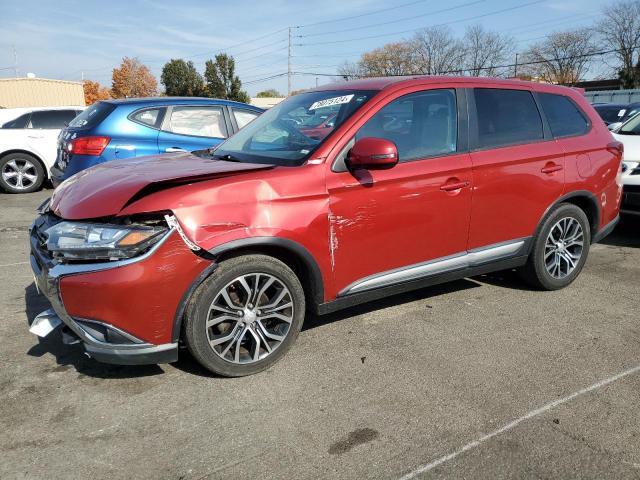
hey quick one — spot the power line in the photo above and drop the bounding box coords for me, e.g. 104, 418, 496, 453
295, 0, 430, 29
298, 0, 545, 46
297, 0, 485, 39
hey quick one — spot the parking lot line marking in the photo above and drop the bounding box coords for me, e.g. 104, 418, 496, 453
399, 364, 640, 479
0, 261, 28, 268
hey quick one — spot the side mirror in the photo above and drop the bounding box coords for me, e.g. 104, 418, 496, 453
346, 137, 398, 170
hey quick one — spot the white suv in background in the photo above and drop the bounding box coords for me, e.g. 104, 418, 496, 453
612, 114, 640, 216
0, 107, 84, 193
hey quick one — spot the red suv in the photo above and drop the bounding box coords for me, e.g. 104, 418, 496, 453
29, 77, 623, 377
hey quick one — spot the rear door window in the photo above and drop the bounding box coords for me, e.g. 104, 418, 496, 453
232, 109, 260, 129
29, 110, 78, 129
474, 88, 544, 149
355, 89, 457, 162
539, 93, 590, 138
165, 106, 227, 138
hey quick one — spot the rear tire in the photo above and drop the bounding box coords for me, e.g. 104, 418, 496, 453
183, 254, 305, 377
519, 203, 591, 290
0, 152, 45, 193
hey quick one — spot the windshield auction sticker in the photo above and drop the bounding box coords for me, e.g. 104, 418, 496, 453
309, 94, 354, 110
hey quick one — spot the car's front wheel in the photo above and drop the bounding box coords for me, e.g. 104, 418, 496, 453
183, 254, 305, 377
0, 153, 45, 193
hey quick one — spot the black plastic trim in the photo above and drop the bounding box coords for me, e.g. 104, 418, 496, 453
317, 255, 529, 315
171, 261, 218, 343
208, 237, 325, 306
592, 215, 619, 243
84, 342, 178, 365
540, 190, 601, 240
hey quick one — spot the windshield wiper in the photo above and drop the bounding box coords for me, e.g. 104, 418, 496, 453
212, 153, 242, 162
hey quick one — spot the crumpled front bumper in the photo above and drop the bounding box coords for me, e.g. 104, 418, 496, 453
29, 224, 179, 365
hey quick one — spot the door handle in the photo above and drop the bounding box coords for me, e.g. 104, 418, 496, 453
165, 147, 186, 153
440, 180, 470, 192
541, 163, 563, 174
28, 135, 44, 139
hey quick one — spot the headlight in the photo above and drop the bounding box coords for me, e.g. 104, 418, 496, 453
44, 221, 167, 261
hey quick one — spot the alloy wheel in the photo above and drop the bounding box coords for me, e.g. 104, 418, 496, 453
544, 217, 584, 279
1, 158, 39, 190
205, 273, 294, 364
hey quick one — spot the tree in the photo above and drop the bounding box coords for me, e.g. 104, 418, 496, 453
523, 29, 597, 85
161, 59, 205, 96
204, 54, 250, 103
357, 41, 416, 76
337, 61, 362, 80
256, 88, 282, 97
596, 0, 640, 88
411, 26, 466, 75
111, 57, 157, 98
83, 79, 110, 105
463, 25, 514, 77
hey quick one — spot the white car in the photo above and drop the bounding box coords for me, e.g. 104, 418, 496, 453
0, 106, 84, 193
612, 115, 640, 216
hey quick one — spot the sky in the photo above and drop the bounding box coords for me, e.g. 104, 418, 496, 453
0, 0, 617, 96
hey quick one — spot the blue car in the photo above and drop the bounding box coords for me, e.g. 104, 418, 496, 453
51, 97, 263, 186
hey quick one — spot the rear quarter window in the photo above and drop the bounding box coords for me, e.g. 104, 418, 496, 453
539, 93, 590, 138
473, 88, 544, 149
68, 102, 116, 128
1, 112, 30, 129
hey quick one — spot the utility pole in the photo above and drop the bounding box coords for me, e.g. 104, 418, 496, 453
12, 45, 18, 78
287, 27, 292, 96
514, 53, 519, 78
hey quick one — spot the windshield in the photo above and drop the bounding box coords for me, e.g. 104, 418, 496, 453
618, 110, 640, 135
594, 105, 626, 124
212, 90, 375, 166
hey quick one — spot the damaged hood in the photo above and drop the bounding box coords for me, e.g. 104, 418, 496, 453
49, 152, 274, 219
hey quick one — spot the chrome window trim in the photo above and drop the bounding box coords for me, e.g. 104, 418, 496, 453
339, 238, 528, 296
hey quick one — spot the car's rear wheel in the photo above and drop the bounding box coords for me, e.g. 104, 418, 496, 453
183, 254, 305, 377
0, 153, 45, 193
519, 203, 591, 290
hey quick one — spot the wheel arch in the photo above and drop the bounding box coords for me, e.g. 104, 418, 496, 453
171, 237, 325, 342
0, 149, 49, 179
538, 191, 600, 242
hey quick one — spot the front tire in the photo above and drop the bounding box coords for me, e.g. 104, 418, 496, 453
519, 203, 591, 290
183, 254, 305, 377
0, 153, 45, 193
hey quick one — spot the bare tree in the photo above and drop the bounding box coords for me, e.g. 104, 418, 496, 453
463, 24, 514, 77
596, 0, 640, 87
522, 29, 597, 85
337, 61, 362, 80
411, 26, 466, 75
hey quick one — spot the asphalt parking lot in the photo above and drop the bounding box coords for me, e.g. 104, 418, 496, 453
1, 189, 639, 480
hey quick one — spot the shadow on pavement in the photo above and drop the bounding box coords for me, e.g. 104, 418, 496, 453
600, 215, 640, 248
24, 282, 164, 379
303, 278, 481, 331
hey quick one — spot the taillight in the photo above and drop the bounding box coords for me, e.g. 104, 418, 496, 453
68, 136, 110, 156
